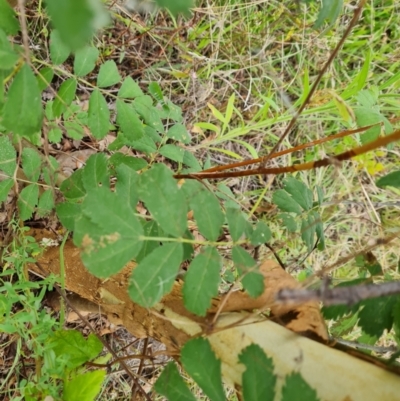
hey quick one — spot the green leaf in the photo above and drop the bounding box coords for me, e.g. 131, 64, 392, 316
129, 242, 183, 307
0, 135, 16, 177
181, 338, 225, 401
115, 164, 139, 209
232, 246, 264, 298
116, 99, 144, 141
88, 89, 110, 139
21, 148, 42, 182
63, 370, 106, 401
148, 81, 164, 103
376, 171, 400, 188
138, 164, 187, 237
109, 154, 147, 172
50, 330, 102, 369
0, 0, 19, 35
155, 361, 196, 401
52, 77, 77, 118
272, 190, 302, 215
278, 213, 297, 232
2, 64, 43, 138
281, 372, 320, 401
133, 95, 164, 132
0, 29, 19, 70
358, 296, 398, 338
159, 144, 185, 163
239, 344, 276, 401
283, 177, 313, 211
80, 187, 143, 277
183, 150, 201, 170
18, 183, 39, 221
250, 221, 272, 246
355, 107, 383, 143
49, 29, 71, 65
46, 0, 109, 51
136, 220, 161, 263
301, 214, 317, 252
118, 77, 144, 98
0, 178, 13, 203
226, 208, 248, 242
36, 67, 54, 91
81, 153, 109, 191
313, 0, 343, 30
183, 247, 221, 316
48, 126, 62, 144
74, 45, 99, 77
56, 202, 82, 231
183, 181, 224, 242
97, 60, 121, 88
60, 169, 86, 200
166, 123, 191, 144
37, 189, 54, 217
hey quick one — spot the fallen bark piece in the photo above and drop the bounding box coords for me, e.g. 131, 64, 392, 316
207, 313, 400, 401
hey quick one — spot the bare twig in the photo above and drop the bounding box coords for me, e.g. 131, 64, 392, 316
276, 280, 400, 306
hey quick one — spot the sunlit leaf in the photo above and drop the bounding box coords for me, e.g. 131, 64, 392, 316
97, 60, 121, 88
74, 45, 99, 77
118, 77, 144, 99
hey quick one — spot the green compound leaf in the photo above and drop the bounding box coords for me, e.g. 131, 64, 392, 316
36, 67, 54, 91
52, 77, 77, 118
138, 164, 187, 237
97, 60, 121, 88
159, 144, 185, 163
37, 189, 54, 217
2, 64, 43, 138
183, 247, 221, 316
281, 372, 320, 401
181, 338, 225, 401
116, 99, 144, 141
154, 0, 193, 16
81, 153, 109, 191
0, 135, 16, 177
88, 89, 110, 139
63, 370, 106, 401
166, 123, 191, 144
18, 183, 39, 221
109, 154, 147, 172
250, 221, 272, 246
49, 29, 71, 65
50, 330, 102, 369
60, 169, 86, 200
239, 344, 276, 401
376, 170, 400, 188
0, 179, 13, 204
272, 190, 302, 215
283, 176, 313, 211
56, 202, 82, 231
80, 187, 143, 277
148, 81, 164, 103
155, 361, 196, 401
358, 296, 398, 338
46, 0, 108, 51
135, 220, 161, 263
74, 45, 99, 77
118, 77, 144, 99
21, 148, 42, 182
278, 213, 297, 232
226, 207, 248, 242
0, 29, 19, 70
301, 214, 317, 252
0, 0, 19, 35
183, 180, 224, 242
129, 242, 183, 307
313, 0, 343, 30
232, 246, 264, 298
115, 164, 140, 209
